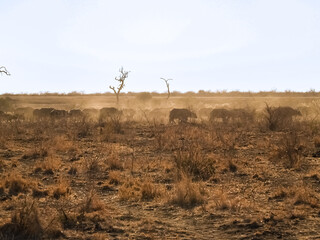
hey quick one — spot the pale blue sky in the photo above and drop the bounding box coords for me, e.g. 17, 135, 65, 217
1, 0, 320, 93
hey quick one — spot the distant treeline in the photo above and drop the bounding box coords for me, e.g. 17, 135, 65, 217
1, 90, 320, 97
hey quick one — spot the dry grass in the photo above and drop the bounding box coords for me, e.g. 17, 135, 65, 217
270, 131, 305, 168
2, 173, 31, 196
211, 190, 250, 212
51, 178, 69, 199
81, 190, 105, 213
170, 175, 207, 208
173, 144, 215, 181
35, 155, 61, 174
2, 95, 320, 239
118, 177, 162, 202
108, 170, 122, 185
271, 185, 319, 208
0, 199, 62, 240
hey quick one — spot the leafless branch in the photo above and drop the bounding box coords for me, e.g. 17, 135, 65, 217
0, 66, 10, 76
161, 78, 172, 99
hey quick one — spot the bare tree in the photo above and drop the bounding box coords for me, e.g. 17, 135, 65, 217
0, 66, 10, 76
161, 78, 172, 99
109, 67, 130, 104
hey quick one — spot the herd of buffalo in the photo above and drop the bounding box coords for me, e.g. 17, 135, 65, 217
0, 106, 302, 124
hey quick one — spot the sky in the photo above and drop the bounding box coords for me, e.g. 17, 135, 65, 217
0, 0, 320, 94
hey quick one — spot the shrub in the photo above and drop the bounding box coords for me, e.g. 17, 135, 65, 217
4, 174, 30, 196
271, 131, 305, 168
0, 200, 43, 239
118, 177, 162, 201
173, 144, 215, 180
170, 175, 206, 208
81, 190, 104, 213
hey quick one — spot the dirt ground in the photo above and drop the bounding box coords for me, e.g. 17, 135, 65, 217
1, 95, 320, 239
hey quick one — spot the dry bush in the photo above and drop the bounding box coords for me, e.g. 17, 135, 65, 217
263, 104, 301, 131
83, 156, 100, 175
52, 178, 69, 200
50, 134, 77, 153
21, 142, 49, 161
59, 209, 78, 230
270, 131, 305, 168
271, 185, 319, 208
211, 190, 249, 211
108, 170, 122, 185
99, 116, 123, 141
170, 175, 206, 208
3, 174, 31, 196
173, 144, 215, 181
214, 129, 239, 158
105, 152, 123, 171
81, 190, 105, 213
0, 200, 43, 239
101, 115, 123, 134
118, 177, 162, 201
70, 119, 93, 139
264, 104, 281, 131
35, 155, 61, 174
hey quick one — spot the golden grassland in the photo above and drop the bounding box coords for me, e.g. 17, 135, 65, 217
1, 94, 320, 239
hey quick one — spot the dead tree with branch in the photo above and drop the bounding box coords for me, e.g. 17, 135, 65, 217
161, 78, 172, 99
109, 67, 130, 104
0, 66, 10, 76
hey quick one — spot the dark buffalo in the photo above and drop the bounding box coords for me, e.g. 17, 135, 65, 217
209, 108, 232, 123
229, 109, 255, 123
33, 108, 55, 120
273, 107, 301, 121
210, 108, 254, 124
99, 107, 122, 121
50, 109, 68, 119
69, 109, 84, 119
169, 108, 197, 123
14, 107, 34, 120
83, 108, 99, 121
265, 106, 302, 130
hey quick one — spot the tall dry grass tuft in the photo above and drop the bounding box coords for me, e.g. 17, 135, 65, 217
270, 131, 305, 168
3, 173, 31, 196
173, 144, 215, 180
118, 177, 162, 201
0, 200, 43, 239
211, 190, 249, 211
170, 175, 206, 208
81, 190, 105, 213
270, 185, 319, 208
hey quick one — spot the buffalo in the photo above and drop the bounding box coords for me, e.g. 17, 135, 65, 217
99, 107, 122, 121
33, 108, 55, 120
69, 109, 84, 120
169, 108, 197, 123
83, 108, 99, 121
14, 107, 34, 120
209, 108, 232, 123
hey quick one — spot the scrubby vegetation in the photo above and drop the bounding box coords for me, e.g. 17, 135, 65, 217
0, 94, 320, 239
